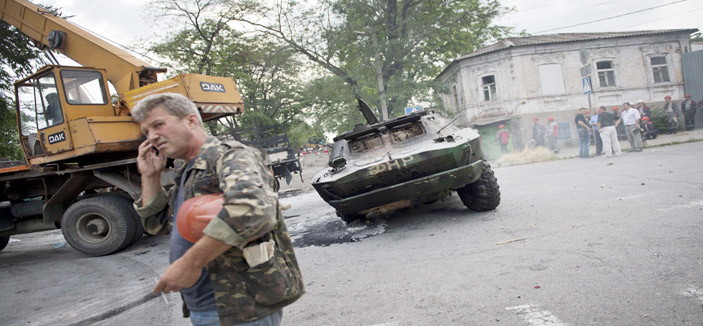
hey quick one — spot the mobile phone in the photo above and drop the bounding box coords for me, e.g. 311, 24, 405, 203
152, 146, 159, 157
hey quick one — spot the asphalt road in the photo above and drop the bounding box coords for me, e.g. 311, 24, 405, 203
2, 141, 702, 326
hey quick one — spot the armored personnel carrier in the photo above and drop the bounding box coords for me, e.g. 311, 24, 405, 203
311, 99, 500, 223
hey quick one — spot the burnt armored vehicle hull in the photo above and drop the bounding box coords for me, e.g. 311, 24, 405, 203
312, 101, 500, 223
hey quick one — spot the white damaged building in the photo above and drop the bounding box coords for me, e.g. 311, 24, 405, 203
436, 29, 699, 151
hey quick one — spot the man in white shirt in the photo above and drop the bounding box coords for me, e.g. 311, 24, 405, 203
618, 102, 642, 152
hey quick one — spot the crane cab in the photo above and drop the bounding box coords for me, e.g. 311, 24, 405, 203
15, 65, 143, 165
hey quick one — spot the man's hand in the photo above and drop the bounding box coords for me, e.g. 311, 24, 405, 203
137, 139, 167, 179
153, 257, 202, 294
153, 236, 232, 294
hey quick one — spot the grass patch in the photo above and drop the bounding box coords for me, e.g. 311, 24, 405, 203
643, 137, 703, 148
493, 147, 558, 167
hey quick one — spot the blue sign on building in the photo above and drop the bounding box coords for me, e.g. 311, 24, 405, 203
405, 106, 424, 114
582, 77, 592, 94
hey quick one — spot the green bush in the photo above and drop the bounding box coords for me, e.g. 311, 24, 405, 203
650, 108, 669, 132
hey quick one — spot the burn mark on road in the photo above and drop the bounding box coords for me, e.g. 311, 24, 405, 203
290, 217, 387, 247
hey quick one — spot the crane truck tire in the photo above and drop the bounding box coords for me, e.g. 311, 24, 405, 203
457, 161, 501, 212
0, 236, 9, 251
124, 196, 145, 247
61, 195, 138, 256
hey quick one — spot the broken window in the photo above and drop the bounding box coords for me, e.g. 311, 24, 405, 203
651, 56, 671, 83
596, 61, 616, 88
481, 75, 497, 101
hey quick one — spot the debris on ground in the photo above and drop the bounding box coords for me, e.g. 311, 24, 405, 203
496, 238, 526, 245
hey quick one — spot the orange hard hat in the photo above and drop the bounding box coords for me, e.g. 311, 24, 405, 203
547, 116, 554, 121
177, 193, 224, 243
499, 124, 505, 128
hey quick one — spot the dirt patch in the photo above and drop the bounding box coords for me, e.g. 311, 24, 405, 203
493, 147, 557, 167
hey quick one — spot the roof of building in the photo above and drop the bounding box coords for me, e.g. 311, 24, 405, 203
439, 29, 699, 77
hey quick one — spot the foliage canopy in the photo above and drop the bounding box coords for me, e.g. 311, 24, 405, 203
0, 21, 44, 160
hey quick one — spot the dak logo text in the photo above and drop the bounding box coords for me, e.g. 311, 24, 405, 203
48, 131, 66, 144
200, 82, 226, 93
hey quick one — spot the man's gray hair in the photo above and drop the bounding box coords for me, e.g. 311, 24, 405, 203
131, 93, 203, 126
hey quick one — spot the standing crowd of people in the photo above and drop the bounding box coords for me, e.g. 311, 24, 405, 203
531, 116, 560, 153
529, 95, 699, 159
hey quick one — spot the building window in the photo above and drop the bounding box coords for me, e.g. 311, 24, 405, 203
481, 75, 497, 101
557, 122, 571, 139
538, 64, 566, 95
651, 56, 670, 83
596, 61, 616, 87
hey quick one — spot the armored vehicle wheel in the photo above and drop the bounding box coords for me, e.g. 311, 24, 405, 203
0, 236, 9, 251
457, 161, 500, 212
61, 196, 137, 256
336, 211, 364, 224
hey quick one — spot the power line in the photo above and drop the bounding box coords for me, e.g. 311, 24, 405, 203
533, 0, 688, 34
67, 20, 169, 68
626, 7, 703, 29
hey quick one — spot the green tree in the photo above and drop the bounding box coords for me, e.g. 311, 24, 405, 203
0, 21, 44, 160
147, 0, 308, 137
241, 0, 514, 121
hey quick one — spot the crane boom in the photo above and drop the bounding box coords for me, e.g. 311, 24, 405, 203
0, 0, 161, 94
0, 0, 247, 257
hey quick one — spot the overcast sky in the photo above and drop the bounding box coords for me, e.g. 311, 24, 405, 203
35, 0, 703, 65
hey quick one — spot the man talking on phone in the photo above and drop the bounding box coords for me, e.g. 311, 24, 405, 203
132, 93, 304, 326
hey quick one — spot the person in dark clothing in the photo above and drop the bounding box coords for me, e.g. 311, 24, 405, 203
663, 95, 680, 134
636, 100, 651, 119
613, 106, 626, 140
45, 93, 63, 126
597, 106, 622, 157
575, 108, 590, 158
641, 116, 658, 140
681, 94, 697, 130
589, 109, 602, 156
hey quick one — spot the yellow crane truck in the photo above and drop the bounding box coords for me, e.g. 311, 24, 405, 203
0, 0, 244, 255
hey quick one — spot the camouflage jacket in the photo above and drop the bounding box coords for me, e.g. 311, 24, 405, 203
134, 137, 304, 324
